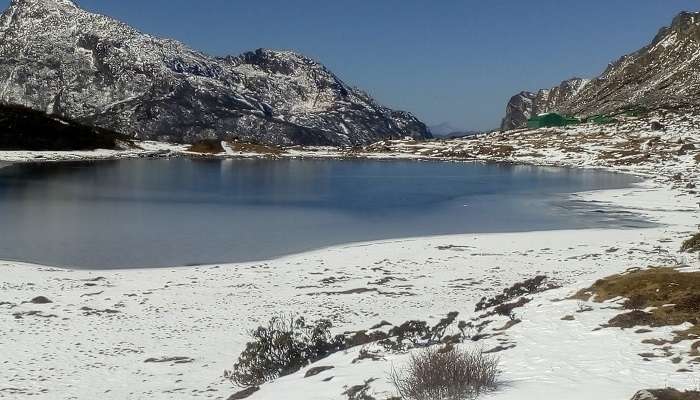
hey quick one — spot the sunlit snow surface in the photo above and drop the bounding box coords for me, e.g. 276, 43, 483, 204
1, 112, 699, 399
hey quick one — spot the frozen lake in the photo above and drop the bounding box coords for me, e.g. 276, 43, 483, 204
0, 158, 651, 268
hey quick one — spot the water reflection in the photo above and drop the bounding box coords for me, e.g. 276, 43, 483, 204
0, 159, 653, 268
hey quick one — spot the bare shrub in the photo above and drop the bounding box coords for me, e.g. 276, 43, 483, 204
390, 347, 499, 400
225, 315, 345, 387
475, 275, 559, 312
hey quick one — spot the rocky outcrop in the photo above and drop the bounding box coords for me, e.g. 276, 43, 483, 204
0, 0, 429, 145
501, 78, 588, 130
502, 11, 700, 130
500, 91, 536, 131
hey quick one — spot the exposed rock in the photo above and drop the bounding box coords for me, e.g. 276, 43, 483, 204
144, 356, 194, 364
0, 0, 429, 146
501, 78, 589, 130
500, 91, 536, 131
227, 386, 259, 400
29, 296, 52, 304
304, 366, 334, 378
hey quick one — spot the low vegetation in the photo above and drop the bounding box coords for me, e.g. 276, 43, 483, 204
228, 311, 468, 389
228, 141, 283, 156
0, 103, 129, 150
390, 346, 499, 400
681, 232, 700, 253
225, 316, 345, 387
475, 275, 559, 312
186, 139, 224, 154
632, 389, 700, 400
574, 267, 700, 340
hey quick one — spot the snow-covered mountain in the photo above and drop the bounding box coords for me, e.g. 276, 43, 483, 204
0, 0, 430, 145
502, 11, 700, 130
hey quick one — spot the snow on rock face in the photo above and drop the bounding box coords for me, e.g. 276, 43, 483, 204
0, 0, 429, 145
503, 11, 700, 128
501, 78, 588, 130
500, 91, 535, 131
563, 11, 700, 117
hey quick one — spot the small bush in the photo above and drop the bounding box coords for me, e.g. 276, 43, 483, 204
681, 233, 700, 253
475, 275, 558, 312
390, 347, 499, 400
494, 297, 530, 319
225, 316, 345, 387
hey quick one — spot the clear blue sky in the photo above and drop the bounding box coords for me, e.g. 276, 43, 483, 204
6, 1, 699, 130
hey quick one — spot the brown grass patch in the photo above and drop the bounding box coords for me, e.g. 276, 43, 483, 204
187, 139, 224, 154
228, 142, 283, 156
474, 144, 514, 158
574, 267, 700, 338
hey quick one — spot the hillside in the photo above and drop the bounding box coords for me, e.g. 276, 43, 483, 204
0, 0, 429, 146
0, 103, 127, 150
502, 11, 700, 129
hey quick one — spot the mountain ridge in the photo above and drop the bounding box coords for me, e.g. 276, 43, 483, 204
501, 11, 700, 130
0, 0, 430, 145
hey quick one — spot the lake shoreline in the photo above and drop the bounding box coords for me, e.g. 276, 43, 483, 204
1, 114, 698, 399
0, 154, 650, 269
1, 176, 697, 399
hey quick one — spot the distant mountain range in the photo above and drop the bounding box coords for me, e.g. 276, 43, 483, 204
502, 11, 700, 130
0, 0, 430, 146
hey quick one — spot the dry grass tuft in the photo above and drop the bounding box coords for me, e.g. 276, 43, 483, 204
229, 142, 283, 156
390, 346, 499, 400
574, 267, 700, 340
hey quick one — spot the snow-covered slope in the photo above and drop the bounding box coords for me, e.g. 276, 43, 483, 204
0, 0, 429, 145
503, 11, 700, 128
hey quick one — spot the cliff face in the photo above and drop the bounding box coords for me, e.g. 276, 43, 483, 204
502, 11, 700, 130
0, 0, 430, 145
501, 78, 588, 131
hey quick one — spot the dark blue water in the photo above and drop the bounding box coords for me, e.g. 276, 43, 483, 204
0, 159, 650, 268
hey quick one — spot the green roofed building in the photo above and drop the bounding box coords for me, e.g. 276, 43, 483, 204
527, 113, 580, 128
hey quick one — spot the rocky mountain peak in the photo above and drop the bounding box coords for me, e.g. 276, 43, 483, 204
0, 0, 429, 145
7, 0, 78, 14
671, 11, 700, 29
